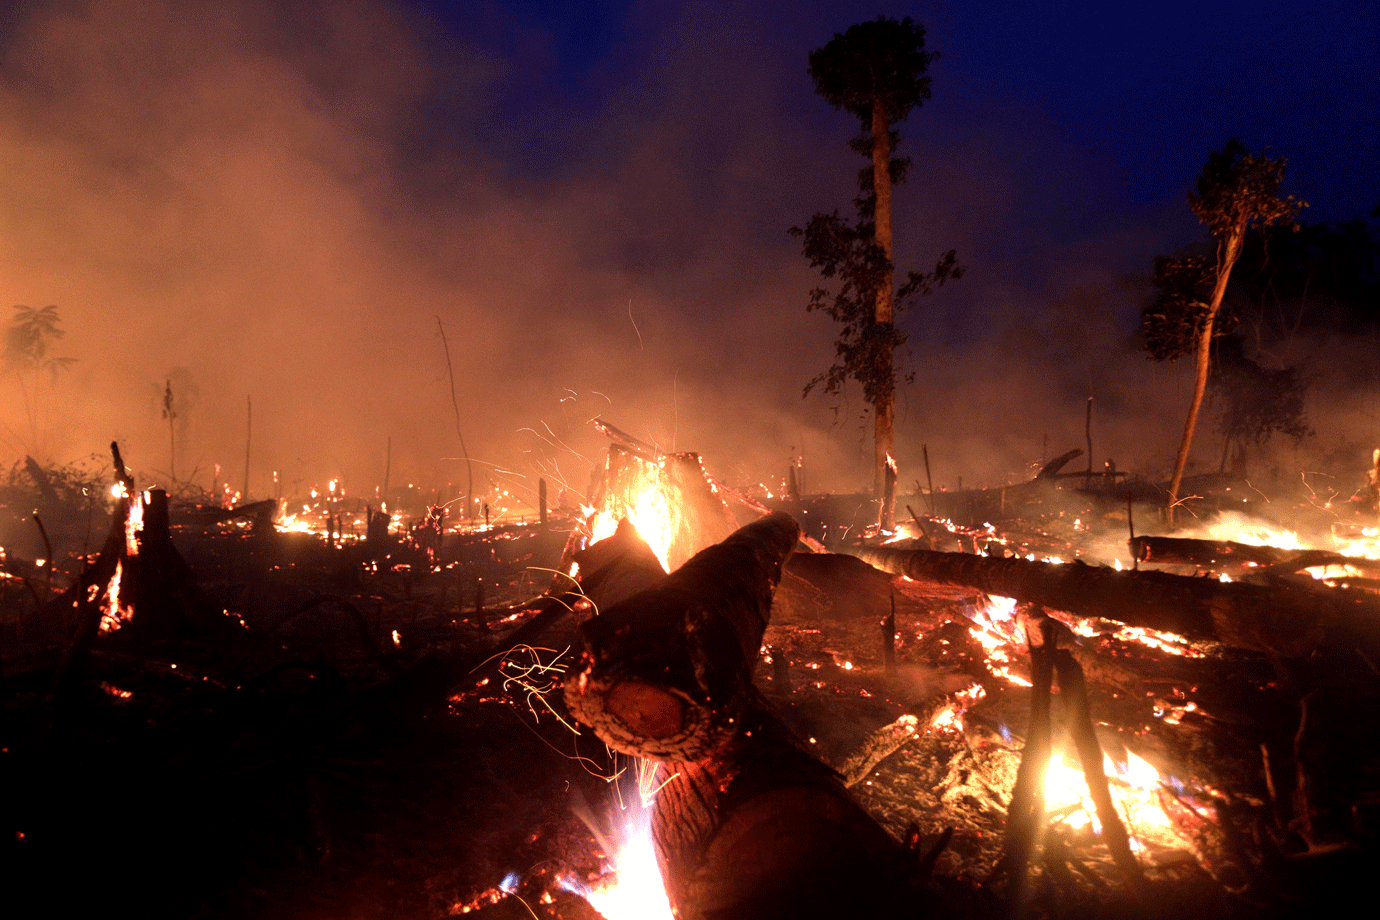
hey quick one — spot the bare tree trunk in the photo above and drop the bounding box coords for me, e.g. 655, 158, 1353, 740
871, 96, 895, 501
1166, 230, 1242, 525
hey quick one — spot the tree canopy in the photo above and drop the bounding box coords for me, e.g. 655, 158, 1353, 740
1144, 140, 1306, 522
807, 17, 934, 125
5, 305, 74, 379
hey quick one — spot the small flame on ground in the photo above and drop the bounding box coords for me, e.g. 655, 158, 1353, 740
98, 559, 132, 633
582, 807, 673, 920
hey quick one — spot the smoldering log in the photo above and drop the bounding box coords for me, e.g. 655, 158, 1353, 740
649, 709, 913, 920
1131, 534, 1289, 567
564, 511, 799, 761
565, 512, 928, 920
842, 544, 1380, 658
1132, 534, 1380, 579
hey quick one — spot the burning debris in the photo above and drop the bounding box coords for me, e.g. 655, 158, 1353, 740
3, 433, 1379, 920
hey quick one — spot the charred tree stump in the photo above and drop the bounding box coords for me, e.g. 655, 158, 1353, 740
364, 507, 391, 558
130, 488, 217, 641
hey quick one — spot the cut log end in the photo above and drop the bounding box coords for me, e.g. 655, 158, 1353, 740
565, 670, 720, 761
606, 679, 685, 739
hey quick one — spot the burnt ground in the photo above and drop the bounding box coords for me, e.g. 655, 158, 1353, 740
3, 484, 1379, 920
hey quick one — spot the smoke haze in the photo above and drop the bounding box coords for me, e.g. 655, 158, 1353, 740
1, 0, 1375, 512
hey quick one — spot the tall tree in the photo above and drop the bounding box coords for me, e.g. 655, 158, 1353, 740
3, 305, 75, 455
796, 17, 962, 515
1144, 140, 1305, 523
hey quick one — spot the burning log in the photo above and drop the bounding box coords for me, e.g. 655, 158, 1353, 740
565, 513, 942, 919
564, 511, 798, 761
1132, 534, 1380, 580
843, 544, 1380, 658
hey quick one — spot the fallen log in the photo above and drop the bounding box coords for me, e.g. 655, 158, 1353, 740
565, 511, 931, 919
1133, 535, 1380, 581
564, 511, 799, 761
841, 544, 1380, 658
649, 707, 912, 920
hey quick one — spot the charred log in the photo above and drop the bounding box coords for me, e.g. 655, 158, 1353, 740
564, 512, 799, 761
844, 544, 1380, 658
650, 706, 914, 920
565, 511, 948, 919
570, 516, 666, 611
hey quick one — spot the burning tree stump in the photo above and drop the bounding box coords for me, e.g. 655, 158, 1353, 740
586, 420, 739, 573
564, 512, 927, 919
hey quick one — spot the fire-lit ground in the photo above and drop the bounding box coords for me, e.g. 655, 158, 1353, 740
3, 455, 1380, 919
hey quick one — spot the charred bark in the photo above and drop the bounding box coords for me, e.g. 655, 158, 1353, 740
564, 512, 799, 761
650, 706, 912, 920
844, 544, 1380, 657
565, 511, 932, 919
1133, 535, 1380, 579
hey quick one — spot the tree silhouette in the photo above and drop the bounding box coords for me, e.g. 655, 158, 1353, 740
1144, 141, 1305, 522
4, 305, 75, 454
795, 16, 962, 520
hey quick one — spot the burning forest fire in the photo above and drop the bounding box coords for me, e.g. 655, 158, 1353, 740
6, 431, 1380, 920
3, 3, 1379, 917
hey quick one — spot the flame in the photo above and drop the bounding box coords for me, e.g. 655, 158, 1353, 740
968, 596, 1033, 686
1041, 748, 1203, 850
587, 461, 680, 571
98, 559, 133, 632
582, 805, 673, 920
1201, 513, 1303, 550
1334, 525, 1380, 559
126, 492, 145, 556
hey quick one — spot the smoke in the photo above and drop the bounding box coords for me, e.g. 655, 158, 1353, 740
0, 0, 1373, 512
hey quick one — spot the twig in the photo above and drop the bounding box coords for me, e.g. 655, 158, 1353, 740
32, 512, 53, 597
435, 317, 474, 521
